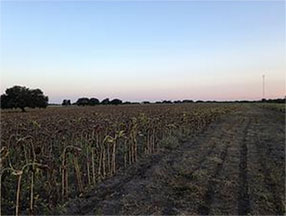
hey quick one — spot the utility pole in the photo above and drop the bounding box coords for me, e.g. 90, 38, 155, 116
262, 74, 265, 99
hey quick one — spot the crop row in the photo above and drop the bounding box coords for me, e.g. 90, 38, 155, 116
0, 104, 236, 215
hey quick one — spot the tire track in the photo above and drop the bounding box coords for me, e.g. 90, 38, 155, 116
197, 142, 230, 215
196, 120, 240, 215
62, 106, 285, 215
178, 142, 217, 180
237, 118, 251, 215
63, 154, 163, 214
168, 122, 231, 180
64, 112, 238, 215
255, 134, 284, 215
195, 119, 240, 215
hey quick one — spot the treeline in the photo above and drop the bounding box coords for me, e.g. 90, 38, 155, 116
63, 97, 285, 106
260, 98, 285, 103
62, 98, 196, 106
227, 98, 285, 104
1, 86, 284, 111
62, 98, 123, 106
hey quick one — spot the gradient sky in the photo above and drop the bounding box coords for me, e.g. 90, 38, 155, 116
1, 1, 285, 103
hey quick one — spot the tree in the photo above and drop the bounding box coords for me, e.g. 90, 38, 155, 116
29, 89, 49, 108
123, 101, 131, 104
76, 98, 90, 106
62, 99, 71, 106
182, 99, 193, 103
89, 98, 100, 106
162, 100, 172, 104
110, 99, 122, 105
101, 98, 110, 105
0, 94, 12, 109
142, 101, 150, 104
174, 100, 182, 104
0, 86, 48, 112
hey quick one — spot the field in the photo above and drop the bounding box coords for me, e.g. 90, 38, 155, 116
257, 103, 285, 113
0, 103, 285, 215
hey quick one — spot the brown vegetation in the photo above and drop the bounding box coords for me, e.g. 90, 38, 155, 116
0, 104, 235, 215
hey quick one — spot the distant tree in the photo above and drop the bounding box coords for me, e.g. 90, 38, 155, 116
76, 98, 90, 106
101, 98, 110, 105
270, 98, 285, 103
89, 98, 100, 106
110, 99, 122, 105
162, 100, 172, 104
0, 86, 48, 112
123, 101, 131, 104
277, 98, 285, 103
174, 100, 182, 104
182, 99, 193, 103
62, 99, 71, 106
260, 98, 285, 103
142, 101, 150, 104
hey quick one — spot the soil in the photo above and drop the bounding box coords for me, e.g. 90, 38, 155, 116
61, 105, 285, 215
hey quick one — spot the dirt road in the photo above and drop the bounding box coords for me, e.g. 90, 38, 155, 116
62, 105, 285, 215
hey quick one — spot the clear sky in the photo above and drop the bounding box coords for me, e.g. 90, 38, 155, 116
1, 1, 285, 103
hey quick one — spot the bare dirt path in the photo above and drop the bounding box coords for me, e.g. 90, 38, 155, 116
62, 105, 285, 215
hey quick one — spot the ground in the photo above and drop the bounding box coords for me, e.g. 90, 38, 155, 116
61, 105, 285, 215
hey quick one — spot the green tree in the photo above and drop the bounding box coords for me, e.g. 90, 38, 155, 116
110, 99, 122, 105
62, 99, 71, 106
76, 98, 90, 106
89, 98, 100, 106
101, 98, 110, 105
0, 86, 48, 112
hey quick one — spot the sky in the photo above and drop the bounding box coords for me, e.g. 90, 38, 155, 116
0, 0, 285, 103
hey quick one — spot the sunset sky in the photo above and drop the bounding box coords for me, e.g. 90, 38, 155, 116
1, 1, 285, 103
